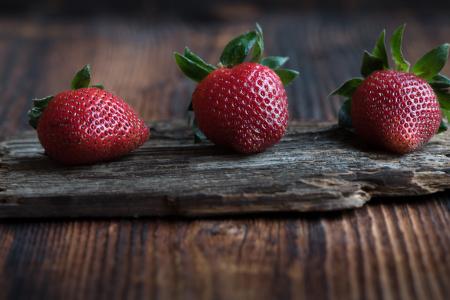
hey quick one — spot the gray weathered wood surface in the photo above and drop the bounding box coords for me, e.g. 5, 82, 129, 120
1, 121, 449, 218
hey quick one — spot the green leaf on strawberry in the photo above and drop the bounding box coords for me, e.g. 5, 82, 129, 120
442, 108, 450, 122
174, 53, 211, 82
441, 112, 450, 124
184, 48, 217, 73
193, 120, 207, 143
437, 90, 450, 103
361, 51, 386, 77
438, 119, 448, 133
275, 69, 299, 86
90, 84, 105, 90
187, 109, 207, 143
338, 99, 353, 129
71, 64, 92, 89
429, 74, 450, 90
28, 95, 54, 129
261, 56, 289, 69
220, 31, 259, 67
412, 43, 449, 80
330, 78, 363, 97
372, 30, 389, 69
251, 23, 264, 63
436, 90, 450, 130
390, 24, 410, 72
71, 64, 105, 90
437, 90, 450, 117
360, 30, 390, 77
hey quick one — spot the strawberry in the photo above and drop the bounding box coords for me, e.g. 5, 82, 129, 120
332, 25, 449, 154
28, 65, 149, 165
174, 24, 298, 153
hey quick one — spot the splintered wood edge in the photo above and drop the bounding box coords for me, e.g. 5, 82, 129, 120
0, 145, 7, 193
0, 121, 449, 217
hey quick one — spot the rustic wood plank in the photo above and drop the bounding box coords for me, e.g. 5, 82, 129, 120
1, 121, 449, 218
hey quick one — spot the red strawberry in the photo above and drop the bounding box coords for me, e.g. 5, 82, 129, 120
174, 24, 298, 153
332, 25, 449, 154
28, 65, 149, 165
193, 62, 288, 153
352, 70, 441, 153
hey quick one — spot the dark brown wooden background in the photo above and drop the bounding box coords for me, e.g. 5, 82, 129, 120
3, 0, 450, 17
0, 9, 449, 300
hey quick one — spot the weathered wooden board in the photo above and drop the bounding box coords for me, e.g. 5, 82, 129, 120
0, 120, 449, 218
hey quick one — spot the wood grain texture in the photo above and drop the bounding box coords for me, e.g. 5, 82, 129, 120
0, 199, 448, 300
0, 11, 449, 300
1, 121, 449, 218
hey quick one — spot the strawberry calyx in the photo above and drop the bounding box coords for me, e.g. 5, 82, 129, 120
28, 64, 104, 129
174, 24, 299, 86
174, 24, 299, 141
331, 24, 450, 133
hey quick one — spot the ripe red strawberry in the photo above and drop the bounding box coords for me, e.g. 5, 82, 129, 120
193, 62, 288, 153
174, 24, 298, 153
352, 70, 441, 153
28, 65, 149, 165
332, 25, 449, 154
